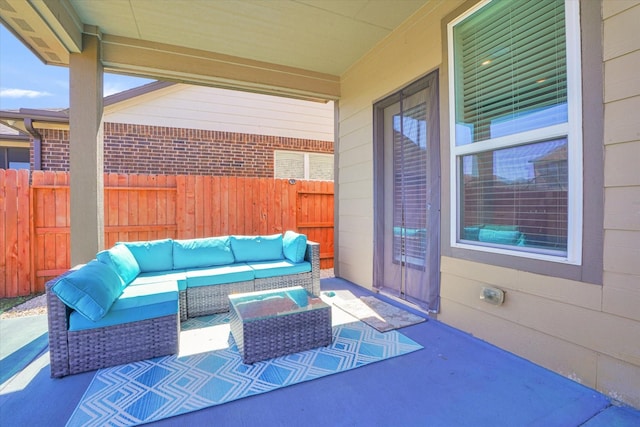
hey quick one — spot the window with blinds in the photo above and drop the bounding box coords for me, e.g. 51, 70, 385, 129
392, 103, 428, 269
274, 150, 334, 181
450, 0, 581, 260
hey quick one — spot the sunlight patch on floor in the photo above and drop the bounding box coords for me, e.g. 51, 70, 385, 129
178, 323, 232, 357
0, 351, 49, 395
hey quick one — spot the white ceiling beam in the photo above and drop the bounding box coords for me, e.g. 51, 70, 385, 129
100, 34, 341, 101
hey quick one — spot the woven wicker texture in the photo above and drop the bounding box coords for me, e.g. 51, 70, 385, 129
229, 288, 332, 364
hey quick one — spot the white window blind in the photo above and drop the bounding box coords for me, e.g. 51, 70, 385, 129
454, 0, 567, 145
393, 101, 428, 269
274, 150, 333, 181
274, 151, 305, 179
309, 153, 334, 181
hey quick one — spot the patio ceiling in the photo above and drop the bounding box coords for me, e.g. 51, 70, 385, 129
0, 0, 429, 100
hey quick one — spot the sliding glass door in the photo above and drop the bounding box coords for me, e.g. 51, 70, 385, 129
373, 72, 440, 312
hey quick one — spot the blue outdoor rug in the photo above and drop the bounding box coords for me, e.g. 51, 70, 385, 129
67, 313, 423, 427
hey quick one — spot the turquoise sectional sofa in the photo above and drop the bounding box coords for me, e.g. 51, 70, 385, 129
46, 231, 320, 377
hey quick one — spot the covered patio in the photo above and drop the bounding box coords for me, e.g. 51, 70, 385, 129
2, 277, 639, 426
2, 0, 639, 417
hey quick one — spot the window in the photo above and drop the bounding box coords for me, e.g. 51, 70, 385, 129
0, 147, 30, 170
274, 150, 333, 181
448, 0, 582, 264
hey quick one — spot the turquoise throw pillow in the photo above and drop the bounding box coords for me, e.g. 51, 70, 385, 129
230, 234, 284, 262
121, 239, 174, 272
173, 236, 235, 269
97, 244, 140, 286
52, 260, 123, 321
283, 231, 307, 263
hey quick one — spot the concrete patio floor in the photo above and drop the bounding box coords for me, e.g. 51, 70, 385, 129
1, 277, 639, 426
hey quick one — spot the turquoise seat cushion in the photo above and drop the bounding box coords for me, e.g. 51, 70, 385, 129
186, 263, 255, 287
96, 243, 140, 286
69, 300, 177, 331
52, 260, 123, 321
68, 280, 178, 331
130, 270, 188, 291
479, 228, 524, 246
173, 236, 235, 269
248, 260, 311, 279
121, 238, 174, 272
111, 280, 179, 310
283, 231, 307, 263
230, 234, 284, 262
462, 226, 482, 241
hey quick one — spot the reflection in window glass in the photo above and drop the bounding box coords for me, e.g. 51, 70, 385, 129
460, 139, 568, 254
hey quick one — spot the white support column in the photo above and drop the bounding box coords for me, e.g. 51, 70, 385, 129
69, 32, 104, 265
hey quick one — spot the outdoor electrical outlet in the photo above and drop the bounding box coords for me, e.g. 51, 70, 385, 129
481, 287, 505, 305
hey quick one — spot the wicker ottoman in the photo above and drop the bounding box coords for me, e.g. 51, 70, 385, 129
229, 286, 332, 364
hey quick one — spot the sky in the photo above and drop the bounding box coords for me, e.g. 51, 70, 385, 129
0, 26, 154, 111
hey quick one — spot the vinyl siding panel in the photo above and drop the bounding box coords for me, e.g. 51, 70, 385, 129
605, 141, 640, 187
604, 96, 640, 144
105, 84, 334, 141
604, 50, 640, 102
602, 3, 640, 61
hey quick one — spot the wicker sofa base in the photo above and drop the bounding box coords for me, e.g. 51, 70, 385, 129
254, 271, 320, 296
186, 280, 254, 317
66, 314, 179, 377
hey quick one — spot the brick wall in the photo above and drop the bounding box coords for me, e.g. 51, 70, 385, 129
38, 129, 68, 171
37, 123, 333, 176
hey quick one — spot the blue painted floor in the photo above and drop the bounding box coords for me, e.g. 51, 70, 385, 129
1, 277, 639, 426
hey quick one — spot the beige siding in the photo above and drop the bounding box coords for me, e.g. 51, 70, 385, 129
601, 1, 640, 406
104, 84, 334, 141
337, 0, 640, 408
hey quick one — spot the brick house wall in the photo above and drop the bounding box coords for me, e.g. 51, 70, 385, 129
36, 123, 333, 176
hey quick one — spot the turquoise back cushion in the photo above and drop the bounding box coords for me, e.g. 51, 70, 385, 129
96, 244, 141, 286
52, 260, 123, 321
230, 234, 284, 262
283, 231, 307, 263
121, 239, 174, 272
173, 236, 235, 269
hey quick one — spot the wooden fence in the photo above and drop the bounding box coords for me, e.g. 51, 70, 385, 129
1, 169, 333, 297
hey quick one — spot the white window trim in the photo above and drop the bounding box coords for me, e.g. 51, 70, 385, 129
447, 0, 583, 265
274, 150, 333, 181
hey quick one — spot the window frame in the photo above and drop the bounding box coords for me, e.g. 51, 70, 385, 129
447, 0, 583, 265
274, 150, 334, 181
0, 145, 30, 170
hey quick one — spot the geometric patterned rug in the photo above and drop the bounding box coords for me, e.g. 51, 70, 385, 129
66, 314, 422, 427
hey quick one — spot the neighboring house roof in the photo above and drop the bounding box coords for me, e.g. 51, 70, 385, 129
104, 80, 175, 106
0, 122, 30, 142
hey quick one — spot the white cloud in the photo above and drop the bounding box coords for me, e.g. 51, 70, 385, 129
0, 88, 52, 98
103, 82, 127, 97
